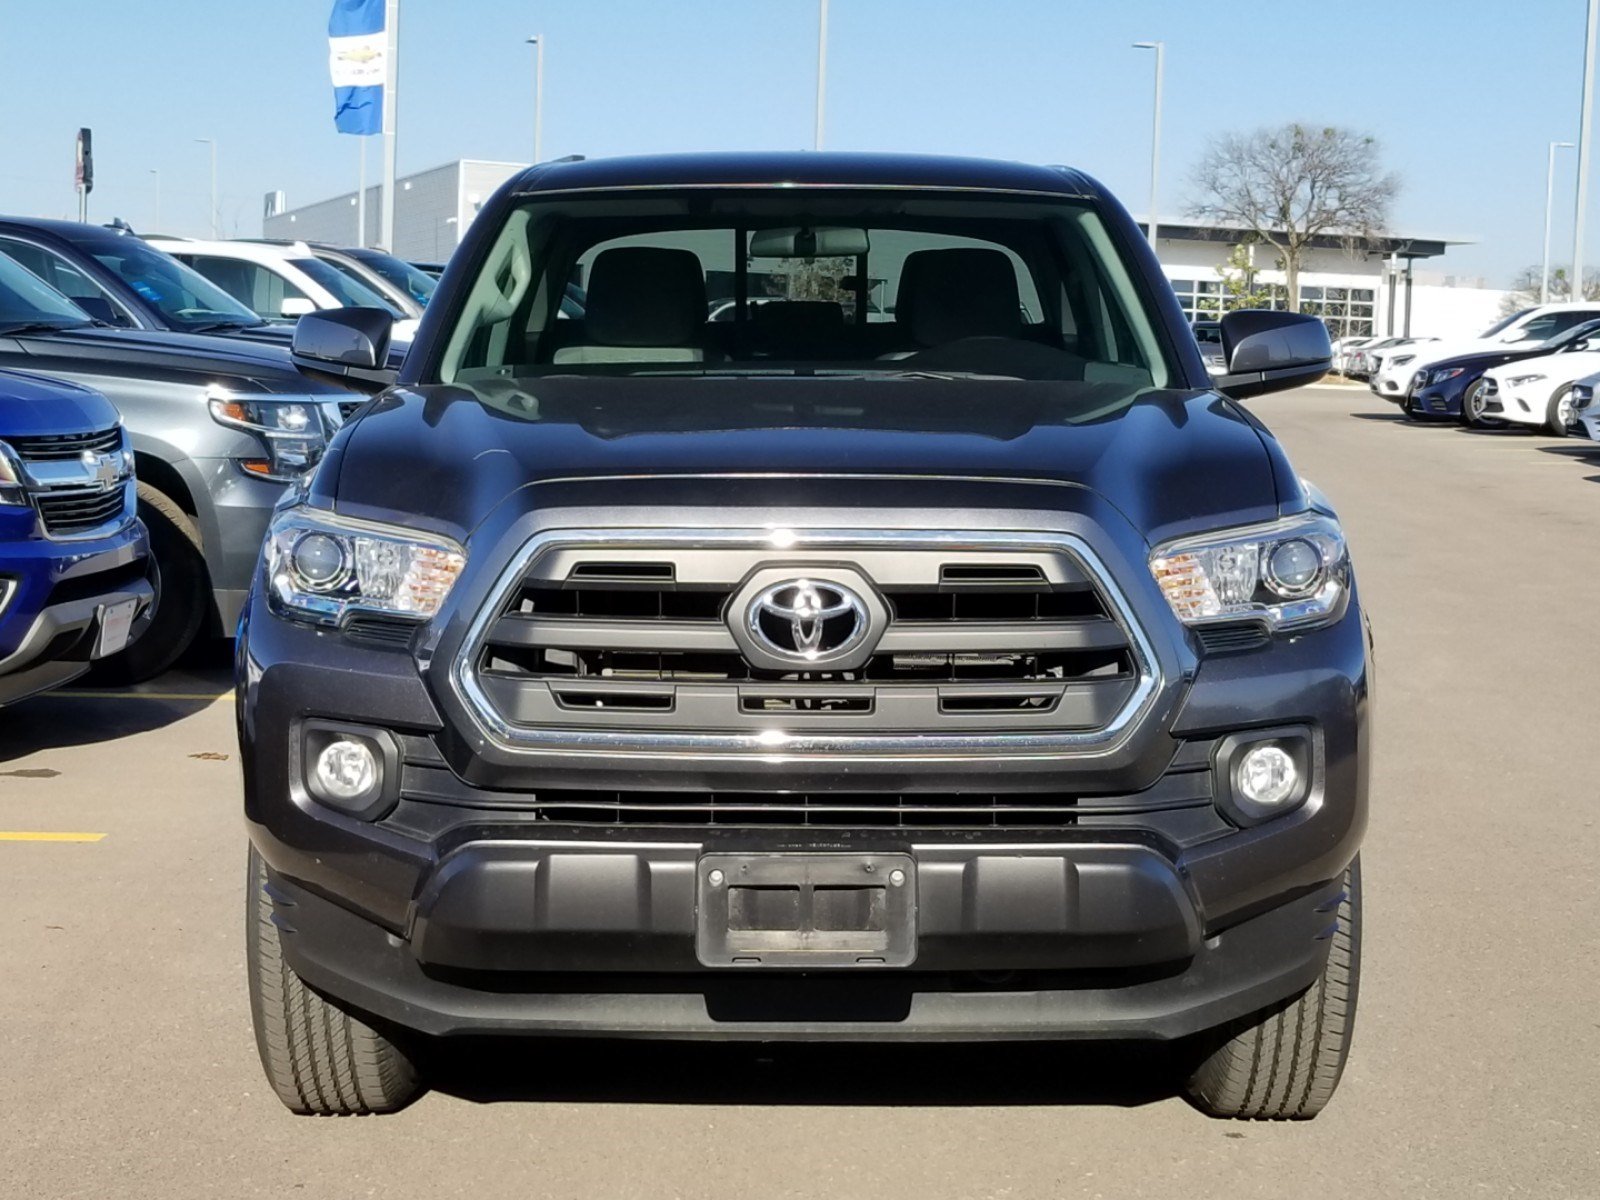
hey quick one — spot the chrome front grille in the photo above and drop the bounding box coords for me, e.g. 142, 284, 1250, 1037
7, 424, 134, 539
453, 529, 1160, 758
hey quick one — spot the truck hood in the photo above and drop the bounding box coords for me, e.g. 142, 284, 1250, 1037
330, 377, 1288, 547
8, 325, 352, 395
0, 367, 120, 435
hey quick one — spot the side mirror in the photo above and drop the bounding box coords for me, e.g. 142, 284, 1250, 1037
1214, 310, 1332, 399
279, 297, 317, 319
290, 307, 397, 392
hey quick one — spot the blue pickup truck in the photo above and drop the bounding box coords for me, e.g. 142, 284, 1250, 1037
1, 368, 153, 706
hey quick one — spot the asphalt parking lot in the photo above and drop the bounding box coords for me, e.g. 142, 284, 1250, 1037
3, 381, 1598, 1200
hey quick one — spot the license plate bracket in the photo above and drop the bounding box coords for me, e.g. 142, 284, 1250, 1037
94, 598, 139, 658
696, 853, 916, 968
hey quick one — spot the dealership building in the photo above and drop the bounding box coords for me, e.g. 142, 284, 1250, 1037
265, 159, 1505, 339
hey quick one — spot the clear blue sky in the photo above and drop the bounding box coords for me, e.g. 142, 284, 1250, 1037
0, 0, 1589, 284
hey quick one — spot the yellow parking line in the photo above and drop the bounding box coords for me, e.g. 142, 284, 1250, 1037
0, 832, 106, 843
55, 690, 231, 702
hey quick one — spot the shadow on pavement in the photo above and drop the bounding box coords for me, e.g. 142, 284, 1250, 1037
0, 639, 233, 764
420, 1035, 1191, 1111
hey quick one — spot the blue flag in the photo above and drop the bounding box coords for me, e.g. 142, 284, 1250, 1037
328, 0, 385, 136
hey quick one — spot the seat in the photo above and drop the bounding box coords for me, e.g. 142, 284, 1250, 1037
893, 248, 1024, 349
553, 247, 709, 364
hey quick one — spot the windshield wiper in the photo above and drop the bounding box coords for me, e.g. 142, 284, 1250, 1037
0, 320, 88, 336
187, 320, 262, 334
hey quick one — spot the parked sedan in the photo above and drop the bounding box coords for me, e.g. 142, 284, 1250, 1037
1345, 336, 1405, 380
1399, 318, 1600, 429
1571, 372, 1600, 441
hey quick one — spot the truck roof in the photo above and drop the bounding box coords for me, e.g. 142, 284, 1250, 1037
511, 151, 1100, 199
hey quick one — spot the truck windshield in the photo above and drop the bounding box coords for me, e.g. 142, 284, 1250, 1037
0, 253, 92, 331
86, 237, 263, 331
433, 189, 1176, 398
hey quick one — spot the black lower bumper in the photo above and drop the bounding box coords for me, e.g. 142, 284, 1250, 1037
0, 572, 155, 706
264, 845, 1343, 1042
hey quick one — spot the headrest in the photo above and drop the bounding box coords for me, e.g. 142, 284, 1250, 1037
752, 300, 847, 334
896, 248, 1022, 347
584, 247, 706, 346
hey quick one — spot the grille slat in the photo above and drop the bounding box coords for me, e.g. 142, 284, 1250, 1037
6, 427, 122, 460
34, 486, 129, 535
401, 762, 1214, 829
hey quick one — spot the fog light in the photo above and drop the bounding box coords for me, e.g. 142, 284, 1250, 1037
1236, 744, 1299, 809
313, 739, 378, 803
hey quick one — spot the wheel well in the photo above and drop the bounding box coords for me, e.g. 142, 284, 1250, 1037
133, 453, 198, 517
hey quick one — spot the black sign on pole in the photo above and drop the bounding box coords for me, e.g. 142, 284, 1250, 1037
75, 128, 93, 195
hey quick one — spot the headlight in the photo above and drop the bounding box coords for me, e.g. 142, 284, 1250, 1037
1430, 367, 1465, 384
1574, 383, 1595, 410
0, 441, 28, 507
208, 389, 335, 482
1149, 513, 1349, 633
264, 507, 466, 626
1391, 354, 1415, 368
1506, 373, 1546, 387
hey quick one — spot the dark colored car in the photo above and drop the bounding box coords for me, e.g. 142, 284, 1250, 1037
240, 152, 1365, 1121
0, 249, 356, 681
1, 368, 153, 705
0, 218, 297, 347
1399, 317, 1600, 426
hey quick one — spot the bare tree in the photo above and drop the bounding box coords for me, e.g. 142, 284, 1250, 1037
1499, 264, 1600, 314
1188, 124, 1398, 311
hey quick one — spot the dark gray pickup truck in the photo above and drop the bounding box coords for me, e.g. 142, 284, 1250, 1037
238, 152, 1369, 1120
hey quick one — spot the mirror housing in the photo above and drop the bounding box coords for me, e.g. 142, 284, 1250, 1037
1214, 310, 1332, 399
290, 307, 397, 392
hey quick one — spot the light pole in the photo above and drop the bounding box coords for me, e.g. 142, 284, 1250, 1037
1575, 0, 1599, 298
149, 169, 161, 230
527, 36, 545, 163
1544, 140, 1576, 302
814, 0, 829, 151
1133, 41, 1165, 252
194, 138, 218, 238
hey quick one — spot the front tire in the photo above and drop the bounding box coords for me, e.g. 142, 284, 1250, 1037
92, 482, 211, 683
1459, 379, 1502, 429
247, 845, 422, 1115
1545, 384, 1576, 437
1185, 858, 1362, 1120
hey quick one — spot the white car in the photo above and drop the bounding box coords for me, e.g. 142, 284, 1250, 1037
1571, 371, 1600, 441
1371, 303, 1600, 399
1366, 337, 1440, 398
1472, 321, 1600, 434
1330, 336, 1372, 375
144, 237, 419, 343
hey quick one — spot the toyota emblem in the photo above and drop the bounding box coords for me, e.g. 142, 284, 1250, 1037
745, 578, 869, 662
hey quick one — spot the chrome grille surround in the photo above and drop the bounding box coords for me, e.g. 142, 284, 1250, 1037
450, 528, 1162, 764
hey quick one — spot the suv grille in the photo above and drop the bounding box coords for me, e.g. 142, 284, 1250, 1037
463, 534, 1152, 744
8, 424, 134, 538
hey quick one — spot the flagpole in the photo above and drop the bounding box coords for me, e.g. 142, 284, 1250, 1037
380, 0, 399, 252
357, 138, 367, 248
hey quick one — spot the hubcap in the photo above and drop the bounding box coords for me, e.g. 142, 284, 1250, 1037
1558, 393, 1575, 426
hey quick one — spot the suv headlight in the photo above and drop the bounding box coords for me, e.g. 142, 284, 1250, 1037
1390, 354, 1415, 368
208, 390, 336, 482
1506, 373, 1546, 387
1150, 513, 1350, 633
264, 507, 466, 626
1574, 383, 1595, 411
0, 441, 29, 507
1430, 367, 1465, 384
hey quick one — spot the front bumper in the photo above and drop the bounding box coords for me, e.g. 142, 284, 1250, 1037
1485, 382, 1553, 427
0, 516, 154, 705
240, 572, 1370, 1041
